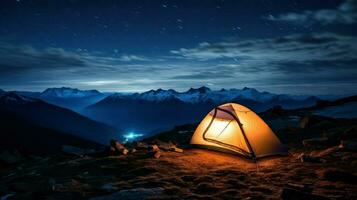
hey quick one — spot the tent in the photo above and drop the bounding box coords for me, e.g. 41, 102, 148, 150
190, 103, 287, 159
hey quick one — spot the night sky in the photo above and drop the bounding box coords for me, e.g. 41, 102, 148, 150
0, 0, 356, 95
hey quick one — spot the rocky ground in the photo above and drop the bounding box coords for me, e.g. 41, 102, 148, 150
1, 111, 357, 199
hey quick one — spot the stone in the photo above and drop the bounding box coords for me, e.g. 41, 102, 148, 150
154, 151, 161, 159
134, 141, 149, 149
169, 147, 184, 153
339, 140, 357, 151
110, 139, 129, 155
312, 146, 340, 157
286, 183, 313, 193
150, 144, 160, 152
156, 141, 174, 151
110, 140, 125, 151
121, 148, 129, 155
299, 116, 310, 129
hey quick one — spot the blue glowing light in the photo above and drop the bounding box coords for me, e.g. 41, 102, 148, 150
123, 132, 144, 142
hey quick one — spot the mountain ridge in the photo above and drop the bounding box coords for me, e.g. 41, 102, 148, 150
0, 92, 119, 144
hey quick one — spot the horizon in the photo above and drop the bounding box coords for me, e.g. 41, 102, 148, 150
1, 85, 354, 97
1, 0, 357, 95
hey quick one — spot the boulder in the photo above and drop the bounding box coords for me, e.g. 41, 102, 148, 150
311, 146, 340, 158
299, 116, 311, 129
154, 151, 161, 159
134, 141, 149, 149
339, 140, 357, 151
156, 141, 175, 151
150, 145, 160, 152
169, 146, 184, 153
110, 140, 129, 155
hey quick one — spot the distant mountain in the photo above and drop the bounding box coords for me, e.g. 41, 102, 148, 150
37, 87, 110, 111
0, 109, 102, 155
82, 86, 321, 134
0, 92, 118, 144
106, 86, 318, 106
41, 87, 101, 98
82, 94, 215, 135
308, 95, 357, 119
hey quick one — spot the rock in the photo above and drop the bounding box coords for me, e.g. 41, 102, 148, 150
90, 187, 164, 200
311, 146, 340, 157
110, 139, 129, 155
339, 140, 357, 151
62, 145, 95, 156
298, 153, 324, 163
110, 139, 125, 150
169, 146, 184, 153
156, 141, 175, 151
121, 148, 129, 155
154, 151, 161, 159
281, 187, 328, 200
302, 137, 330, 147
134, 141, 149, 149
150, 144, 160, 152
322, 169, 357, 184
0, 150, 24, 165
299, 116, 310, 128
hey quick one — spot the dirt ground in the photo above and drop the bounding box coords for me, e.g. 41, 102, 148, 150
1, 147, 356, 200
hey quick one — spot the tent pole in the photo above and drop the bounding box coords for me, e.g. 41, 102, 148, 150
216, 107, 256, 159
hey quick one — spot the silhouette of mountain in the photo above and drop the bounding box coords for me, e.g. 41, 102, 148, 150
0, 109, 102, 155
0, 92, 119, 144
82, 87, 322, 134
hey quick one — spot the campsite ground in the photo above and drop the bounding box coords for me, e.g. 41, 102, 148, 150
1, 110, 357, 199
0, 147, 356, 199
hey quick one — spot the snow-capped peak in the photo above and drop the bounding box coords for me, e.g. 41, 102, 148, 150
136, 88, 178, 101
41, 87, 101, 98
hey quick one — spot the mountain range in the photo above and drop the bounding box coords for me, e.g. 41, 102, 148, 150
0, 92, 118, 145
1, 86, 353, 140
81, 86, 323, 134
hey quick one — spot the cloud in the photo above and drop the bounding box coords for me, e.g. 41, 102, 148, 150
170, 33, 357, 68
265, 0, 357, 25
118, 54, 150, 62
169, 32, 357, 94
0, 43, 85, 74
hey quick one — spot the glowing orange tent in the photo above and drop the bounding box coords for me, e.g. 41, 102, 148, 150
190, 103, 287, 159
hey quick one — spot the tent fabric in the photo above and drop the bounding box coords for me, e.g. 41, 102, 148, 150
190, 103, 287, 159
